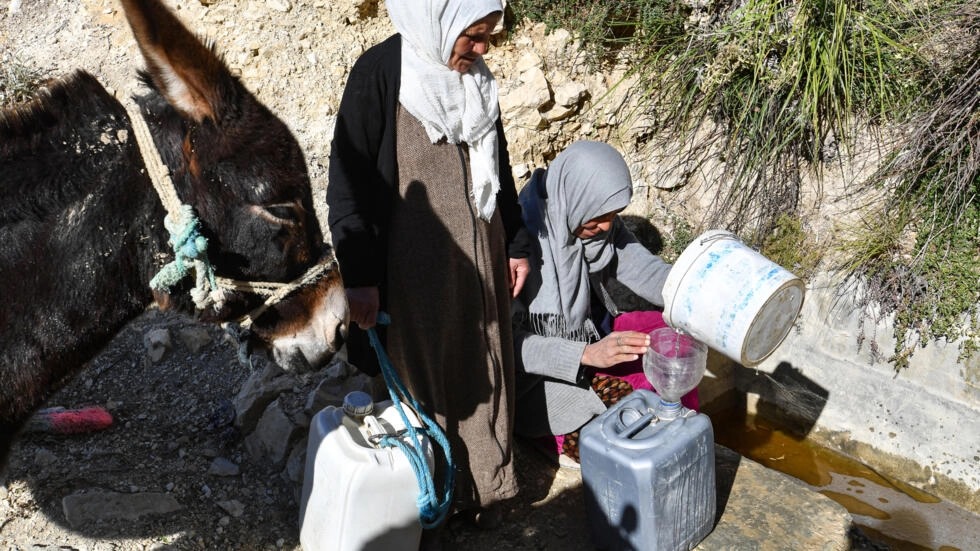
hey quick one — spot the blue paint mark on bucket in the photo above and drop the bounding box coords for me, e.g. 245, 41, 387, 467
664, 230, 804, 366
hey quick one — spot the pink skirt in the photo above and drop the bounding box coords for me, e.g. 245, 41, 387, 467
551, 310, 700, 453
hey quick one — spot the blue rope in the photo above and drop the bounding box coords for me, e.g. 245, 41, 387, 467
148, 204, 218, 297
366, 312, 455, 529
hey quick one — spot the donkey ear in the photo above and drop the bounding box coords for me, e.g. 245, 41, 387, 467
120, 0, 233, 124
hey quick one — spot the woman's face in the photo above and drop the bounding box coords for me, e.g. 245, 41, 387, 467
574, 210, 620, 240
448, 12, 500, 73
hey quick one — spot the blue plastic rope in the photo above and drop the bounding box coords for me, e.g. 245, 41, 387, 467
366, 312, 455, 529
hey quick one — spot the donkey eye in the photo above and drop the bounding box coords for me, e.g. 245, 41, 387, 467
250, 203, 300, 226
266, 204, 297, 220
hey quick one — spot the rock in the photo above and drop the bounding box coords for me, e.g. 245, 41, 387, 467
553, 81, 588, 108
245, 399, 302, 466
217, 499, 246, 518
515, 51, 544, 74
510, 108, 548, 130
143, 328, 172, 363
697, 445, 852, 549
500, 66, 552, 120
504, 127, 538, 161
208, 457, 241, 477
304, 359, 373, 414
545, 28, 573, 56
267, 0, 292, 13
233, 362, 296, 432
512, 163, 531, 180
62, 491, 182, 527
177, 325, 212, 353
542, 103, 577, 122
283, 441, 306, 484
33, 447, 57, 467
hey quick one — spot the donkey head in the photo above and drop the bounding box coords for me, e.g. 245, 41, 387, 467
121, 0, 347, 371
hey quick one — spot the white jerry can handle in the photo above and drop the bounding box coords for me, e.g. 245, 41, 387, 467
363, 415, 391, 448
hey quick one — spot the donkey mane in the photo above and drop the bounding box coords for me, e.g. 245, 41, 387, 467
0, 71, 112, 149
1, 71, 133, 225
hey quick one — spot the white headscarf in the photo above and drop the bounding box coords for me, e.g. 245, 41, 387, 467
385, 0, 503, 221
519, 141, 634, 339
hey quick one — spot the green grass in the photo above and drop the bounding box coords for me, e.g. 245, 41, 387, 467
509, 0, 978, 367
0, 52, 45, 108
842, 5, 979, 368
658, 215, 696, 265
761, 214, 823, 282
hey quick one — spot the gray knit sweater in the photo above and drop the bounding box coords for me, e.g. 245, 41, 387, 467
512, 217, 672, 437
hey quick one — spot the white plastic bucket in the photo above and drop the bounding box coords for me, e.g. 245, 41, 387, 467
662, 229, 805, 367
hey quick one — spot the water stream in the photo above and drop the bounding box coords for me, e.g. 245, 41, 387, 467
706, 404, 979, 550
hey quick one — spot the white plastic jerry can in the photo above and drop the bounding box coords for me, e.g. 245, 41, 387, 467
299, 391, 434, 551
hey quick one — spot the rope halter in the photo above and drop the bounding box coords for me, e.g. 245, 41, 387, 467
128, 100, 332, 329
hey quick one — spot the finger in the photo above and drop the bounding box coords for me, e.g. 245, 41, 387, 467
511, 270, 527, 298
357, 317, 376, 330
352, 307, 375, 329
619, 332, 650, 347
615, 349, 641, 362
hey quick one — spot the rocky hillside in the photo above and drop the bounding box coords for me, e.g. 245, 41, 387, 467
3, 0, 863, 246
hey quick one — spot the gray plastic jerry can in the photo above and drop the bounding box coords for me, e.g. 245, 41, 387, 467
580, 389, 716, 551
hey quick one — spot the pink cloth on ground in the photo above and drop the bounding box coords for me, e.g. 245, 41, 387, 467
549, 311, 701, 455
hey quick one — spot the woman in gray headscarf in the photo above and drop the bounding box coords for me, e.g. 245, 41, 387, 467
327, 0, 530, 537
513, 141, 696, 467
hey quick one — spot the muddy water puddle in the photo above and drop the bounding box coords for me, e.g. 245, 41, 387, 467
707, 406, 979, 550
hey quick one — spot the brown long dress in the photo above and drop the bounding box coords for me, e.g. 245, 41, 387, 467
383, 105, 518, 511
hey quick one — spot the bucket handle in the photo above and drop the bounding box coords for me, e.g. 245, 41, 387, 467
665, 230, 739, 327
698, 230, 738, 246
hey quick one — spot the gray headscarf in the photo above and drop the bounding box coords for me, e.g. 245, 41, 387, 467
518, 141, 633, 340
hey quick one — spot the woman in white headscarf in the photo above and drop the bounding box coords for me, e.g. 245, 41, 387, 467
326, 0, 530, 534
512, 141, 697, 468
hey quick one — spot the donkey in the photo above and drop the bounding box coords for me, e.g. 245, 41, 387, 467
0, 0, 348, 467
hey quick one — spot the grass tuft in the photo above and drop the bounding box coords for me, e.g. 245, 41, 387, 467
0, 52, 45, 108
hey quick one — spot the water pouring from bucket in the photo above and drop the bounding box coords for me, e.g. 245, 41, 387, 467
643, 327, 708, 421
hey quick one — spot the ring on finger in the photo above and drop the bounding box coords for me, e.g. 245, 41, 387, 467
617, 336, 622, 347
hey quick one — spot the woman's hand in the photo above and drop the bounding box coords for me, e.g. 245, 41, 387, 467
508, 257, 530, 298
346, 286, 380, 329
581, 331, 650, 369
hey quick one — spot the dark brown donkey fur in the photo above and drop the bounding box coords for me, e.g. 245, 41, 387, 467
0, 0, 348, 467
